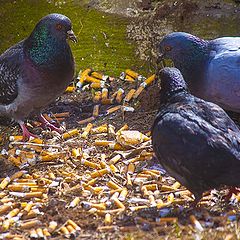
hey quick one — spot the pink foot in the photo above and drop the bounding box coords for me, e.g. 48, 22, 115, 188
39, 114, 63, 133
19, 121, 37, 141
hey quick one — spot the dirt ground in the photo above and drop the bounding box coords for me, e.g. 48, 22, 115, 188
1, 0, 240, 239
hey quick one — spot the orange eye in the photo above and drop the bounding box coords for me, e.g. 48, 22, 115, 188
164, 46, 172, 51
56, 24, 63, 30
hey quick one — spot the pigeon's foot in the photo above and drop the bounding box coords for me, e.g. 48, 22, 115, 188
225, 187, 240, 201
19, 121, 37, 141
39, 114, 63, 133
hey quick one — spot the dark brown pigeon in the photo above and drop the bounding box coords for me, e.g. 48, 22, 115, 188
152, 67, 240, 204
0, 13, 77, 140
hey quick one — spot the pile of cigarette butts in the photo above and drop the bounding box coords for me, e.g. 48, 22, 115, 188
66, 69, 156, 124
0, 70, 238, 239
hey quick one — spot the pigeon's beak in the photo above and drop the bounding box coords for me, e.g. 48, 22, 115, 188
156, 53, 167, 68
67, 30, 77, 43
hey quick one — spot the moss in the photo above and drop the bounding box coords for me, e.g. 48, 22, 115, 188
0, 0, 147, 76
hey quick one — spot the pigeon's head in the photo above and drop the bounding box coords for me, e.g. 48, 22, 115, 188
157, 32, 206, 65
158, 67, 187, 102
34, 13, 77, 43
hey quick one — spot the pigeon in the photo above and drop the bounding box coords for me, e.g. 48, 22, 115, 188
151, 67, 240, 204
0, 13, 77, 140
158, 32, 240, 113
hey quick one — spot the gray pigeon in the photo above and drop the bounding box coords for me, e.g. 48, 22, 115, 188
0, 13, 77, 140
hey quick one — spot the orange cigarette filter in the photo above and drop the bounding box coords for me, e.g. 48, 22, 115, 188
104, 213, 112, 225
78, 116, 95, 125
0, 176, 11, 190
93, 91, 102, 103
66, 224, 76, 234
91, 124, 108, 134
69, 197, 80, 208
94, 140, 114, 147
125, 75, 135, 82
77, 68, 92, 87
107, 181, 122, 190
62, 129, 79, 139
106, 105, 121, 115
82, 123, 93, 139
127, 163, 135, 174
116, 88, 124, 103
92, 104, 100, 117
109, 154, 121, 165
90, 82, 105, 89
9, 135, 23, 141
133, 85, 144, 99
8, 156, 21, 167
90, 168, 109, 178
81, 159, 100, 169
91, 71, 103, 79
67, 219, 81, 231
124, 89, 136, 102
144, 74, 156, 86
125, 69, 139, 79
119, 188, 128, 201
20, 220, 41, 230
65, 86, 76, 93
36, 228, 44, 238
48, 221, 58, 233
43, 228, 51, 237
85, 75, 101, 84
101, 98, 113, 105
10, 171, 26, 181
60, 226, 70, 235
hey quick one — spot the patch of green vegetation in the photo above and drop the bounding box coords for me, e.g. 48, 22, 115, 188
0, 0, 147, 76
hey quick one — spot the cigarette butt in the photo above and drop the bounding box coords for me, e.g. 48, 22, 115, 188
91, 71, 103, 80
84, 178, 97, 187
60, 226, 70, 235
190, 215, 204, 232
0, 177, 10, 190
119, 188, 128, 201
0, 204, 12, 215
112, 197, 125, 210
117, 124, 129, 133
171, 182, 181, 189
100, 160, 107, 169
68, 197, 80, 208
96, 209, 124, 216
20, 220, 41, 229
77, 68, 92, 87
90, 168, 109, 178
9, 135, 23, 141
108, 124, 115, 136
21, 192, 43, 199
109, 164, 119, 173
91, 124, 108, 134
94, 140, 114, 147
85, 75, 101, 84
109, 142, 125, 150
92, 104, 100, 117
161, 185, 177, 192
127, 163, 135, 174
78, 116, 95, 125
126, 173, 132, 188
43, 228, 51, 237
90, 82, 105, 89
10, 171, 26, 181
124, 89, 136, 102
65, 86, 76, 93
48, 221, 58, 233
67, 219, 81, 231
52, 112, 70, 118
141, 186, 149, 197
30, 229, 38, 238
129, 205, 149, 211
82, 201, 106, 210
144, 74, 156, 86
7, 185, 30, 192
109, 154, 121, 165
144, 184, 158, 191
142, 170, 161, 180
106, 106, 121, 115
93, 91, 102, 103
81, 123, 93, 139
72, 148, 82, 158
40, 153, 60, 162
107, 181, 122, 190
125, 69, 139, 79
149, 194, 157, 207
8, 156, 21, 167
36, 228, 44, 238
133, 86, 144, 99
116, 88, 124, 103
62, 129, 79, 139
2, 219, 12, 231
81, 159, 100, 169
101, 88, 109, 101
125, 75, 135, 82
97, 225, 118, 232
22, 201, 33, 214
66, 224, 75, 234
101, 98, 113, 105
104, 213, 112, 225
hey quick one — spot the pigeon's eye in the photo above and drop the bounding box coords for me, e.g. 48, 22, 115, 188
164, 46, 172, 51
56, 24, 63, 30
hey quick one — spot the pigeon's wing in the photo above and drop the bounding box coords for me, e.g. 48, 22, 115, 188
152, 109, 240, 186
0, 42, 23, 105
206, 38, 240, 111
